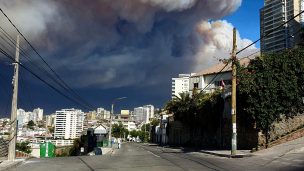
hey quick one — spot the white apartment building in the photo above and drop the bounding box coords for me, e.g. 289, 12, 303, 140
134, 107, 144, 123
134, 105, 155, 124
172, 74, 195, 99
46, 114, 56, 127
143, 105, 154, 120
97, 108, 110, 120
54, 108, 84, 139
112, 119, 137, 131
33, 108, 43, 121
17, 109, 27, 128
260, 0, 303, 53
17, 108, 44, 128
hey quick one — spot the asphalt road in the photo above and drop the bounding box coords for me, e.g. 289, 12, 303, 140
8, 142, 304, 171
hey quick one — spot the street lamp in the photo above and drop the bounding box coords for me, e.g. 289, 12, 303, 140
108, 97, 127, 147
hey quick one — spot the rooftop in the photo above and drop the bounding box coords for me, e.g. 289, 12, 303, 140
192, 57, 254, 77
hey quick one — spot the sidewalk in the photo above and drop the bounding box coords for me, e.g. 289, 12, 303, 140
145, 143, 253, 158
101, 147, 113, 155
0, 158, 25, 171
145, 136, 304, 158
254, 136, 304, 157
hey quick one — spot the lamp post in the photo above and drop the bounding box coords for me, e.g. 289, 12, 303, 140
108, 97, 127, 147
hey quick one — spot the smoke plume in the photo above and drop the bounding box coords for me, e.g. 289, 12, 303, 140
0, 0, 256, 89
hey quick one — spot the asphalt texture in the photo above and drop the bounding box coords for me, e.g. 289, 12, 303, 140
7, 142, 304, 171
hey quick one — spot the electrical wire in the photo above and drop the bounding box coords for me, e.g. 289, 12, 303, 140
0, 8, 96, 110
199, 10, 304, 93
0, 47, 93, 110
0, 26, 95, 110
0, 71, 12, 116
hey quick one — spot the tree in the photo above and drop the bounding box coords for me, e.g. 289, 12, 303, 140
27, 120, 35, 130
238, 48, 304, 141
165, 92, 192, 123
129, 130, 138, 138
112, 122, 128, 138
48, 127, 54, 133
150, 118, 160, 127
165, 90, 224, 146
69, 138, 82, 156
16, 142, 32, 154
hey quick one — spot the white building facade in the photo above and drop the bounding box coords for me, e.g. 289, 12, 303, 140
17, 108, 44, 128
134, 105, 155, 124
33, 108, 43, 121
172, 74, 195, 99
97, 107, 110, 120
189, 58, 251, 94
46, 114, 56, 127
54, 108, 84, 139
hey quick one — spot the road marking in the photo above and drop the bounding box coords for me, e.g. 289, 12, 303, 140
147, 150, 160, 158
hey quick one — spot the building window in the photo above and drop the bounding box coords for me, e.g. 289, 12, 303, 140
194, 83, 198, 88
214, 80, 232, 87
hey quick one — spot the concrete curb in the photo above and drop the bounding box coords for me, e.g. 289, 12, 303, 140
199, 150, 253, 158
0, 159, 25, 171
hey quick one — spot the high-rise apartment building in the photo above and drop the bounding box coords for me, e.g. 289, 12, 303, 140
17, 108, 44, 127
46, 114, 56, 127
54, 108, 84, 139
134, 105, 155, 124
97, 108, 110, 120
33, 108, 43, 121
17, 109, 27, 128
143, 105, 154, 120
134, 107, 144, 123
172, 74, 195, 99
260, 0, 304, 53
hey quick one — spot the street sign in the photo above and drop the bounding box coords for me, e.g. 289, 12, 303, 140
80, 147, 84, 153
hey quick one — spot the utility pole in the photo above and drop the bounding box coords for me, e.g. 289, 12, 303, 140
8, 35, 20, 161
231, 28, 237, 156
108, 97, 127, 147
108, 103, 114, 147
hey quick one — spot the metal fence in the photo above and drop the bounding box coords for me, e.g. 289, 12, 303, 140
0, 139, 8, 157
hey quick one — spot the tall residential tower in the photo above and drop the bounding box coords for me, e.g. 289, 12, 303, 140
54, 108, 84, 139
260, 0, 304, 53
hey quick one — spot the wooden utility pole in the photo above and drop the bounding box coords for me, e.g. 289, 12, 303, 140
8, 35, 20, 161
231, 28, 237, 156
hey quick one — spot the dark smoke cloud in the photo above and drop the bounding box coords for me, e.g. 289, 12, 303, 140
1, 0, 256, 89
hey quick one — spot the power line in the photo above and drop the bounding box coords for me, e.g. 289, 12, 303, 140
0, 71, 12, 116
0, 25, 95, 110
0, 47, 94, 110
0, 8, 96, 110
199, 10, 304, 93
19, 69, 34, 110
0, 30, 94, 110
0, 28, 88, 107
237, 10, 304, 55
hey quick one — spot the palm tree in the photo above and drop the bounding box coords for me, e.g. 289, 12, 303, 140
166, 92, 192, 122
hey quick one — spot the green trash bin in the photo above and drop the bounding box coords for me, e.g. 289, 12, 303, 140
97, 141, 103, 147
40, 142, 56, 158
103, 140, 109, 147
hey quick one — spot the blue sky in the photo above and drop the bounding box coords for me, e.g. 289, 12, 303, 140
225, 0, 264, 47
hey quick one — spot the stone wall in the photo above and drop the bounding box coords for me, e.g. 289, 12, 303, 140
258, 114, 304, 147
